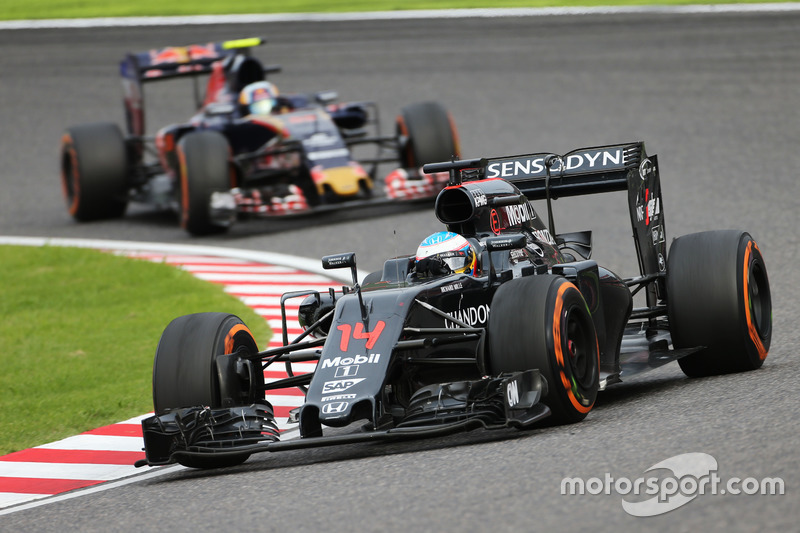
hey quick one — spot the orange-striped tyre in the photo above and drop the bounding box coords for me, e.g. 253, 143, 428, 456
396, 101, 459, 170
153, 313, 263, 415
667, 230, 772, 377
488, 275, 600, 425
60, 122, 129, 221
153, 313, 264, 468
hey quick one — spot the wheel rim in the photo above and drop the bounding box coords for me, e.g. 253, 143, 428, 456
565, 306, 594, 389
748, 260, 770, 340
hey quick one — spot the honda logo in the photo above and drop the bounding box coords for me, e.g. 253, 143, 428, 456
322, 402, 349, 415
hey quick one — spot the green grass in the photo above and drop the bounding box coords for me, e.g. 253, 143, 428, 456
0, 0, 792, 21
0, 245, 271, 455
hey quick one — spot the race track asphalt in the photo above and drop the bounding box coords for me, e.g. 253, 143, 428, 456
1, 9, 798, 531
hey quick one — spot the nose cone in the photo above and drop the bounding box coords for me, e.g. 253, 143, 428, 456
311, 165, 371, 196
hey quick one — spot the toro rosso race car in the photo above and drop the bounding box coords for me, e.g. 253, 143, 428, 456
136, 141, 772, 469
60, 38, 459, 235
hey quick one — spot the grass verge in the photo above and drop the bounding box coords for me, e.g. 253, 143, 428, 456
1, 0, 792, 21
0, 245, 271, 455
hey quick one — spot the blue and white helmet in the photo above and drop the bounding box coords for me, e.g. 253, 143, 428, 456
415, 231, 476, 275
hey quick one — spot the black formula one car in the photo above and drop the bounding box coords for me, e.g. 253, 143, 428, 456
60, 38, 459, 235
136, 141, 772, 469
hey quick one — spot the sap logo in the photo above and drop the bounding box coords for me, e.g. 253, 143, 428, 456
503, 204, 532, 226
321, 353, 381, 369
445, 304, 490, 328
334, 365, 359, 378
322, 378, 365, 394
470, 189, 487, 207
321, 402, 348, 415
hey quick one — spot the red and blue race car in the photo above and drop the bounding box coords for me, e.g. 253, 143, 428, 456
60, 38, 459, 235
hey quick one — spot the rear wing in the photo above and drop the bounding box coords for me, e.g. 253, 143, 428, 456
484, 142, 644, 200
424, 141, 667, 300
119, 38, 275, 136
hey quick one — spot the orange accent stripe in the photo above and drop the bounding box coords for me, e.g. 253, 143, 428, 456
553, 282, 569, 368
60, 133, 80, 216
743, 241, 768, 360
225, 323, 252, 354
177, 146, 190, 229
552, 281, 594, 414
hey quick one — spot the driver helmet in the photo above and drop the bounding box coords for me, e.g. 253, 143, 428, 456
239, 81, 279, 115
415, 231, 476, 276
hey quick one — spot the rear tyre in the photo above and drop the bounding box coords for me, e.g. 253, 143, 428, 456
488, 275, 599, 425
153, 312, 265, 468
60, 122, 129, 221
177, 131, 233, 236
667, 230, 771, 377
396, 101, 460, 169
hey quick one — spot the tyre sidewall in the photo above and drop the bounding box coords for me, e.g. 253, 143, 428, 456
668, 231, 772, 376
488, 275, 599, 424
397, 102, 459, 169
153, 313, 261, 415
60, 123, 129, 220
177, 131, 232, 235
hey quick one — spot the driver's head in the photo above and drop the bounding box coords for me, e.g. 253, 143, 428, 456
239, 81, 279, 115
415, 231, 476, 277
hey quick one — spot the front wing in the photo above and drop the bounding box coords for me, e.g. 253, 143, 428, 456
136, 370, 548, 467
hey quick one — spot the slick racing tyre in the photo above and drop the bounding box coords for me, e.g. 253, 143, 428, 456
396, 101, 460, 169
153, 313, 265, 468
488, 275, 600, 425
177, 131, 233, 236
667, 230, 772, 377
60, 122, 129, 221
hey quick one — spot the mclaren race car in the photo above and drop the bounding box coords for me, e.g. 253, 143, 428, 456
136, 141, 772, 469
59, 38, 459, 235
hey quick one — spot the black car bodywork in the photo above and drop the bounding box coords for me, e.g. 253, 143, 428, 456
137, 141, 772, 468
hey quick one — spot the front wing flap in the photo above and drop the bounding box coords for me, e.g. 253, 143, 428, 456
139, 402, 279, 466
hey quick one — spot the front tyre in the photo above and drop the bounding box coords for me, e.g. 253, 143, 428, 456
488, 275, 600, 425
153, 313, 265, 468
60, 122, 129, 221
667, 230, 772, 377
177, 131, 233, 236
